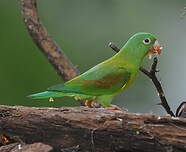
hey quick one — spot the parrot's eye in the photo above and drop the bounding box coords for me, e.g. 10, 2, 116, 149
143, 38, 151, 45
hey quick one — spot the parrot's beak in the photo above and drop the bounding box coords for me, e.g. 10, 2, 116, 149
147, 40, 163, 59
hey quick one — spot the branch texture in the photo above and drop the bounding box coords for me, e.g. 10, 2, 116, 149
0, 106, 186, 152
0, 142, 53, 152
21, 0, 78, 81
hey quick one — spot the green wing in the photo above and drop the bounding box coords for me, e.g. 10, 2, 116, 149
48, 63, 131, 96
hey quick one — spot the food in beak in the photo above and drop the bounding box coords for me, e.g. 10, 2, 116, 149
147, 40, 163, 59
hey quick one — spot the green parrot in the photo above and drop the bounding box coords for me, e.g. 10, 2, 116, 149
29, 32, 162, 107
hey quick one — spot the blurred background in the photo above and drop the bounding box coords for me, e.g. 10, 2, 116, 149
0, 0, 186, 115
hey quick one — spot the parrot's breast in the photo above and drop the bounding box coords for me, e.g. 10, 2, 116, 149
118, 71, 138, 94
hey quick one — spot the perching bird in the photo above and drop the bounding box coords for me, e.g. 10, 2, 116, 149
29, 32, 162, 107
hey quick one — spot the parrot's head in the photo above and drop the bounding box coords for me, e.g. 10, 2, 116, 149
126, 32, 163, 60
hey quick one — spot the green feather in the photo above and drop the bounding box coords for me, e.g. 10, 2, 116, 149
28, 91, 65, 99
49, 66, 131, 95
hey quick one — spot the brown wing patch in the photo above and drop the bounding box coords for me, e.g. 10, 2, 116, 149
83, 74, 127, 89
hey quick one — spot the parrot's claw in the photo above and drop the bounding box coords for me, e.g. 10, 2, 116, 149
91, 102, 102, 108
84, 101, 126, 113
105, 105, 126, 113
85, 100, 93, 108
85, 100, 102, 108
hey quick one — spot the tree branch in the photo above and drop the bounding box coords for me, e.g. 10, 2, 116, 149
140, 58, 175, 117
109, 42, 175, 117
0, 106, 186, 152
21, 0, 79, 81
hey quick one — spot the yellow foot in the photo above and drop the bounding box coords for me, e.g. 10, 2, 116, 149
84, 100, 102, 108
85, 100, 93, 108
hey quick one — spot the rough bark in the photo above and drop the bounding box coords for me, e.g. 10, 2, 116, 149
0, 105, 186, 152
0, 142, 53, 152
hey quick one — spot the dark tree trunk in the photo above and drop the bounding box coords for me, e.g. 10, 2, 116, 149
0, 105, 186, 152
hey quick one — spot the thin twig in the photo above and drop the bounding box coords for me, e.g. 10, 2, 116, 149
140, 58, 175, 116
109, 42, 175, 116
108, 42, 120, 53
21, 0, 79, 81
175, 102, 186, 117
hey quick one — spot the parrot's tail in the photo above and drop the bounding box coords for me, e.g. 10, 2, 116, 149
28, 90, 93, 101
28, 91, 67, 99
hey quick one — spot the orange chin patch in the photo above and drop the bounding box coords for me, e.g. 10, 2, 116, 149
148, 44, 162, 55
145, 43, 163, 59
